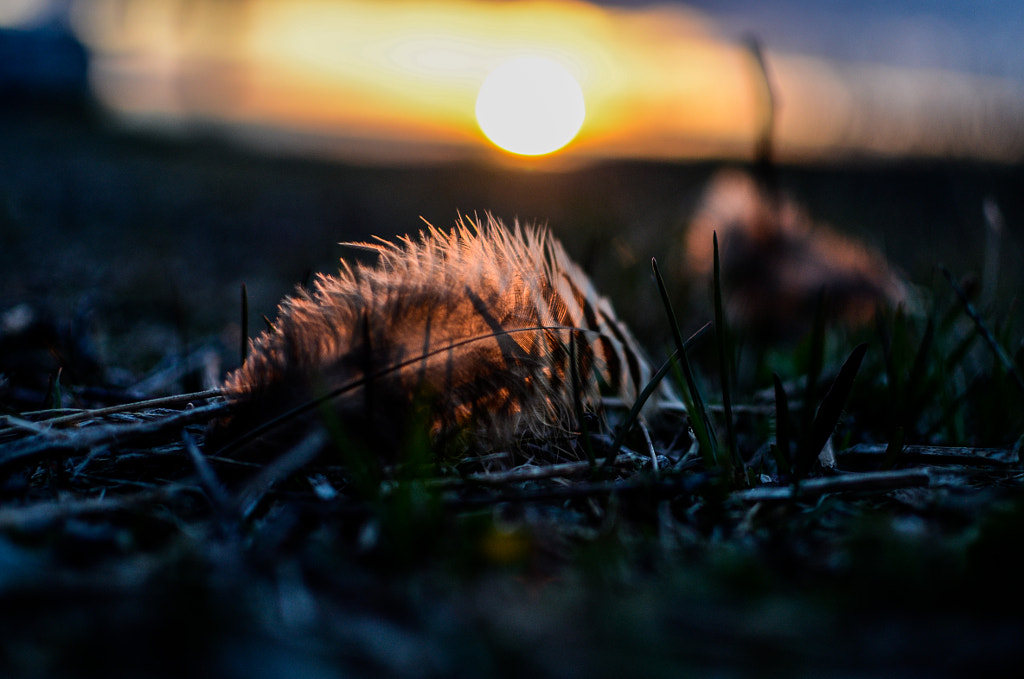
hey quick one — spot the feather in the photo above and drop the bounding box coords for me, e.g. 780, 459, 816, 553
209, 215, 671, 459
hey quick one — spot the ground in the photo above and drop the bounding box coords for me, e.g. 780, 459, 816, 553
2, 105, 1024, 678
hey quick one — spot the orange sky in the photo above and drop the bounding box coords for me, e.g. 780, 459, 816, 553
68, 0, 1024, 165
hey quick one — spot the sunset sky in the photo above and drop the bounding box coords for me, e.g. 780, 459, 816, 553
4, 0, 1023, 165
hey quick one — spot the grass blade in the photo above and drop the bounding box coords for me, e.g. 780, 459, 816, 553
569, 331, 596, 468
605, 323, 712, 466
46, 368, 64, 412
801, 292, 827, 438
881, 426, 905, 471
652, 258, 720, 469
942, 266, 1024, 400
240, 282, 249, 365
772, 373, 792, 476
904, 313, 936, 419
798, 343, 868, 479
713, 232, 741, 472
875, 308, 899, 405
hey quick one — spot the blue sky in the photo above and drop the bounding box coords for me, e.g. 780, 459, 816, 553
5, 1, 1021, 79
607, 1, 1024, 79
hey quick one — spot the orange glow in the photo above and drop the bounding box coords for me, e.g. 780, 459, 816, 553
70, 0, 1024, 164
71, 0, 755, 161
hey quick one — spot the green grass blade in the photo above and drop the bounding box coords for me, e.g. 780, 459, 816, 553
875, 308, 900, 406
904, 313, 936, 418
942, 266, 1024, 400
799, 293, 827, 457
881, 426, 905, 470
713, 232, 741, 472
651, 258, 720, 469
798, 343, 868, 478
806, 294, 826, 392
772, 373, 792, 476
240, 282, 249, 365
944, 327, 978, 375
605, 323, 711, 466
47, 368, 64, 412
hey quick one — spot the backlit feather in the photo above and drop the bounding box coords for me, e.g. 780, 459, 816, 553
210, 215, 669, 459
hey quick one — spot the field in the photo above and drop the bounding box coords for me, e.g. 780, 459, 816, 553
2, 106, 1024, 677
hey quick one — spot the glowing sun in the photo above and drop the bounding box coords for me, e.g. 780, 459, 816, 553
475, 56, 586, 156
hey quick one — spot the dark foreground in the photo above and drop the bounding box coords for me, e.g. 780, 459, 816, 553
2, 107, 1024, 678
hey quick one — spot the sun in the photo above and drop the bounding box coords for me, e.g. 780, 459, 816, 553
475, 56, 586, 156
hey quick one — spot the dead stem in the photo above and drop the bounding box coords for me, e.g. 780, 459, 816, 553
428, 452, 646, 489
0, 484, 200, 531
234, 428, 330, 521
733, 468, 931, 503
0, 401, 229, 470
29, 389, 224, 428
840, 443, 1019, 467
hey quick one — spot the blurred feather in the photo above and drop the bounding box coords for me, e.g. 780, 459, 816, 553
686, 170, 909, 337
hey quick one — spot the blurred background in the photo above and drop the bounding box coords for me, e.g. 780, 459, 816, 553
1, 0, 1023, 389
5, 0, 1023, 162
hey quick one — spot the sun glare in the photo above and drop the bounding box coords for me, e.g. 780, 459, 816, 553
475, 56, 586, 156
